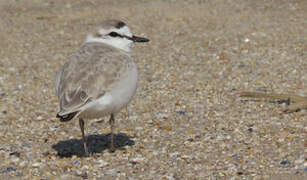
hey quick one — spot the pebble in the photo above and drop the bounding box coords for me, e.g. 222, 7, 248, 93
170, 152, 180, 158
294, 159, 304, 164
1, 167, 16, 174
73, 160, 81, 165
280, 160, 291, 165
152, 150, 159, 156
11, 157, 20, 163
19, 161, 27, 167
32, 162, 41, 168
177, 110, 185, 115
237, 171, 244, 175
156, 113, 169, 119
82, 165, 89, 170
9, 151, 20, 157
97, 159, 108, 167
135, 126, 143, 130
103, 169, 120, 175
131, 157, 145, 162
75, 170, 83, 176
231, 154, 239, 159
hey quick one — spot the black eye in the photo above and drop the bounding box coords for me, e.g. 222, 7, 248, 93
109, 32, 119, 37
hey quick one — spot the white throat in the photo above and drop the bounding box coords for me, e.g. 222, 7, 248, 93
85, 34, 132, 52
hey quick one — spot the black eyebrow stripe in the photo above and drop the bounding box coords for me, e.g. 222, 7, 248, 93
109, 32, 132, 40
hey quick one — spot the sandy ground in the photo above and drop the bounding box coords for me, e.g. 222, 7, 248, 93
0, 0, 306, 179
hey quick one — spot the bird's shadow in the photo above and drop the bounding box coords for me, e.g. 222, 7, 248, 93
52, 133, 135, 158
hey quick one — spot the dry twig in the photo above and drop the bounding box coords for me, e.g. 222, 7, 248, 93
239, 92, 307, 113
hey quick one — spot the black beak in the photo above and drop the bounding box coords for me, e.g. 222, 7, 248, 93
129, 35, 149, 43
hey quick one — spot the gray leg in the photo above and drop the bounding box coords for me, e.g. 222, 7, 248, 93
125, 107, 130, 120
109, 114, 115, 152
79, 118, 89, 156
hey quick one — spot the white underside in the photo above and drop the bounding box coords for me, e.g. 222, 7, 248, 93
78, 62, 138, 119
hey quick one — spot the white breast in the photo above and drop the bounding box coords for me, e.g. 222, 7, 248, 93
108, 62, 138, 112
79, 62, 138, 119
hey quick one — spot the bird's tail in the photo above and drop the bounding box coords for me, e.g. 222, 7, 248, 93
56, 111, 79, 122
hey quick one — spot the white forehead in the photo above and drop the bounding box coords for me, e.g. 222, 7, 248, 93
98, 25, 132, 37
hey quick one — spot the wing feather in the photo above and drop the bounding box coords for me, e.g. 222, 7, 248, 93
55, 42, 131, 116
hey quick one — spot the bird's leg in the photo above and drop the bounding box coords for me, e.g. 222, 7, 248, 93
109, 114, 115, 152
125, 107, 130, 121
79, 118, 89, 156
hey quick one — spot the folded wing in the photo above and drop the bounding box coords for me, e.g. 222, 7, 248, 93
55, 42, 131, 119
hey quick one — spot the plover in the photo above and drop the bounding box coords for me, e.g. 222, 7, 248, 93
54, 20, 149, 156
